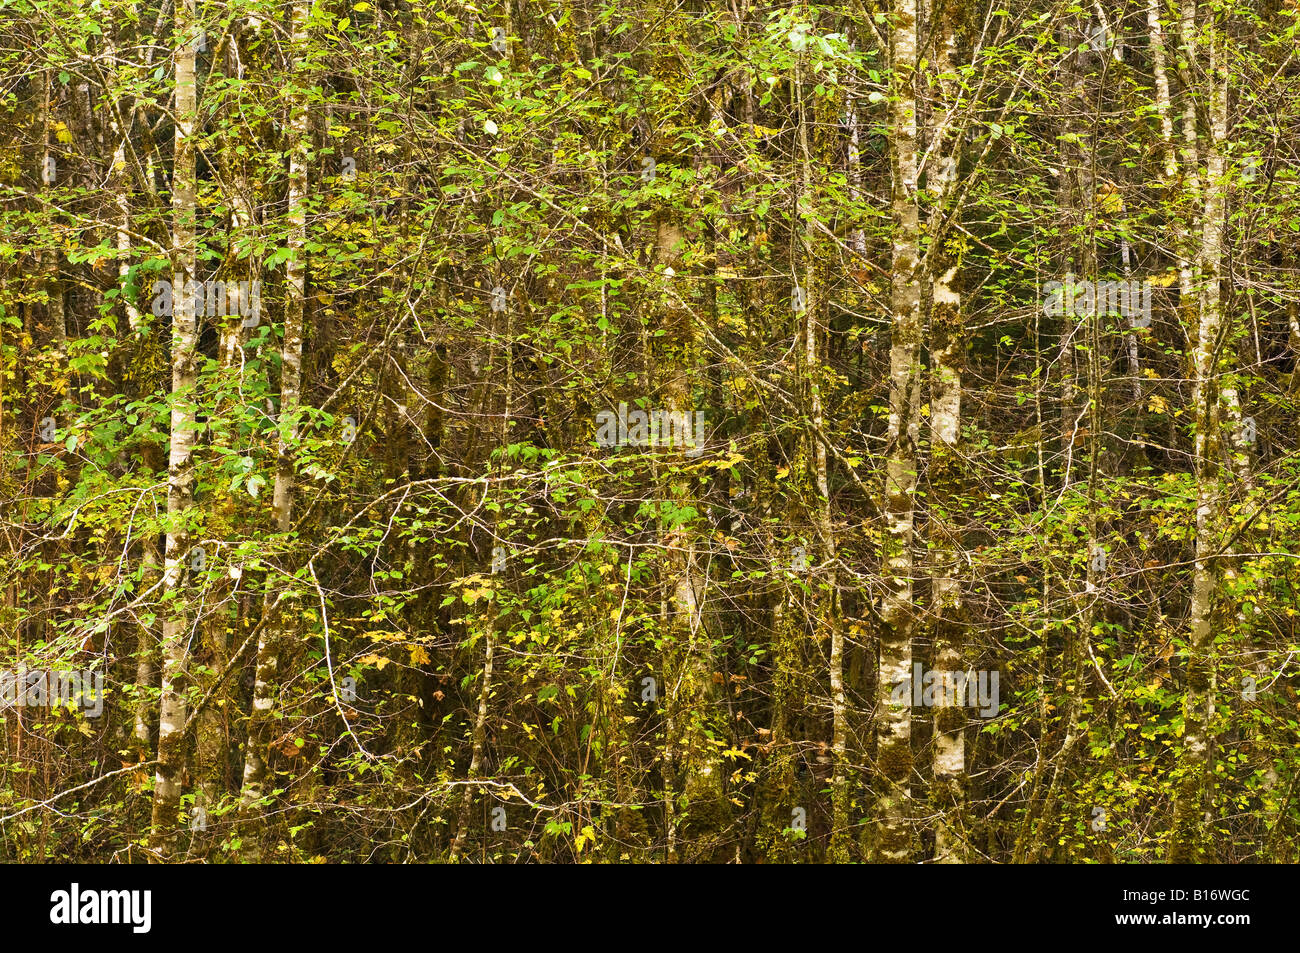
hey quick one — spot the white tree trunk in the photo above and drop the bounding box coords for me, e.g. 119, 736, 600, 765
148, 0, 200, 858
876, 0, 922, 863
239, 0, 310, 838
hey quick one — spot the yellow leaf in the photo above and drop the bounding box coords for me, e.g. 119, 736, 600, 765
409, 645, 431, 665
1095, 183, 1124, 215
709, 451, 745, 470
1147, 395, 1168, 414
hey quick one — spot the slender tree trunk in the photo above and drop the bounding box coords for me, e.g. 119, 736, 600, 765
448, 622, 496, 862
449, 266, 514, 863
105, 62, 161, 757
874, 0, 922, 863
1170, 3, 1228, 863
239, 0, 310, 851
926, 218, 965, 863
148, 0, 200, 858
800, 54, 848, 864
924, 0, 969, 864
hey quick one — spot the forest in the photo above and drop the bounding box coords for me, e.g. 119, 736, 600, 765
1, 0, 1298, 864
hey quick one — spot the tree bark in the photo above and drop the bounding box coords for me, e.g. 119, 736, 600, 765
1169, 1, 1228, 863
874, 0, 922, 863
238, 0, 310, 858
148, 0, 200, 859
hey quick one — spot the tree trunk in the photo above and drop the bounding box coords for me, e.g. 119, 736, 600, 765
238, 0, 310, 859
874, 0, 922, 863
148, 0, 200, 858
1169, 2, 1228, 863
